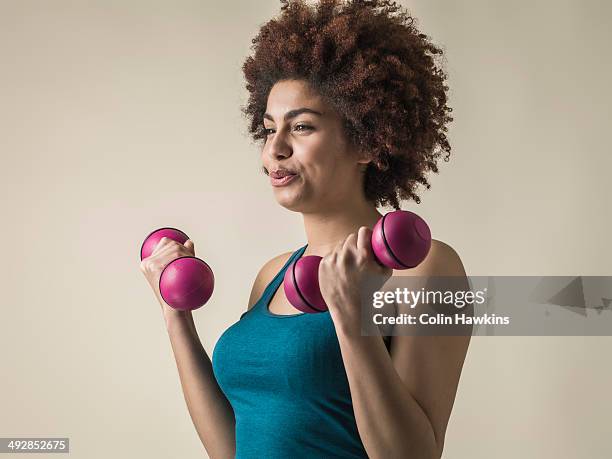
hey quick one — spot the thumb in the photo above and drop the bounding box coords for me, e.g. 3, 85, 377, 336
184, 239, 195, 255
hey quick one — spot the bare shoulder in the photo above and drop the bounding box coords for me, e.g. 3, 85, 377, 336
393, 238, 466, 277
247, 250, 294, 310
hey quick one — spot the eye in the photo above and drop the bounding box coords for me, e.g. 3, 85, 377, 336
294, 124, 313, 132
262, 124, 313, 136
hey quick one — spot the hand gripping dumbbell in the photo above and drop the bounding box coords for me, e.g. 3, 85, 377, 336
283, 210, 431, 313
140, 228, 215, 311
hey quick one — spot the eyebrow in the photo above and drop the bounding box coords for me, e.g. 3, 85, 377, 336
263, 107, 323, 122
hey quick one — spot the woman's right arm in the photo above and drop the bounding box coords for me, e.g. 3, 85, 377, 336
140, 237, 235, 459
165, 312, 236, 459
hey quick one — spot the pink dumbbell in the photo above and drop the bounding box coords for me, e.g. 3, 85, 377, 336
283, 210, 431, 313
140, 228, 214, 311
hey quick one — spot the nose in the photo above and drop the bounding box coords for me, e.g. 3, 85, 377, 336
265, 128, 292, 161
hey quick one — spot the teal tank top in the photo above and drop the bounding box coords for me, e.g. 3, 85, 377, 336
212, 245, 374, 458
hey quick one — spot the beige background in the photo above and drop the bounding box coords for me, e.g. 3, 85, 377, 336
1, 1, 611, 458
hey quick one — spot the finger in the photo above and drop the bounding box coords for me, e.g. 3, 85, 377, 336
184, 239, 195, 256
326, 240, 342, 261
339, 233, 358, 265
342, 232, 357, 253
151, 237, 169, 257
356, 226, 373, 254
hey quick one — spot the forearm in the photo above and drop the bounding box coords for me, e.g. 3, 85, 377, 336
166, 315, 236, 459
335, 326, 439, 459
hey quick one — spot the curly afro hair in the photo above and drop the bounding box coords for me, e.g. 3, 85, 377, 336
242, 0, 453, 209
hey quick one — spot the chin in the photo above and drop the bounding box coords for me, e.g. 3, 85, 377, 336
275, 196, 304, 213
273, 189, 310, 213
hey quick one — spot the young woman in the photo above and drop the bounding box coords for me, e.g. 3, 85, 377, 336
141, 1, 470, 458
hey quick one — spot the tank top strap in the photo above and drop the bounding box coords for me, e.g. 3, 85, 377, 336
240, 245, 308, 319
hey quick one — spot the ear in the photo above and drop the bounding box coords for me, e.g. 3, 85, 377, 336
357, 158, 371, 174
354, 145, 370, 165
350, 140, 371, 168
356, 155, 372, 169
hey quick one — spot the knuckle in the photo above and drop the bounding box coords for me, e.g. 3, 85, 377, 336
148, 261, 159, 272
141, 259, 157, 273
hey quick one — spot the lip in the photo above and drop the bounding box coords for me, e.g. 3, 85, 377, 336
270, 173, 298, 187
269, 168, 297, 179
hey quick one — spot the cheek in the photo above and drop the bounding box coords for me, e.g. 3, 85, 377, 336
304, 159, 339, 186
296, 134, 350, 183
303, 142, 342, 173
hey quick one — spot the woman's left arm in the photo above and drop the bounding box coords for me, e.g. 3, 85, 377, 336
319, 229, 471, 459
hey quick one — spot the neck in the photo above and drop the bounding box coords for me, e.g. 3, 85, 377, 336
301, 199, 383, 257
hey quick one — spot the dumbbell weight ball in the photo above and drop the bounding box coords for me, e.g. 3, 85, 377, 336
283, 210, 431, 314
140, 227, 215, 311
283, 255, 327, 314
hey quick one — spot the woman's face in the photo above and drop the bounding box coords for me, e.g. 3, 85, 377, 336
262, 79, 366, 213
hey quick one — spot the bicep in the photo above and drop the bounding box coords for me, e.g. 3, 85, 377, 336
390, 334, 470, 453
389, 240, 471, 453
